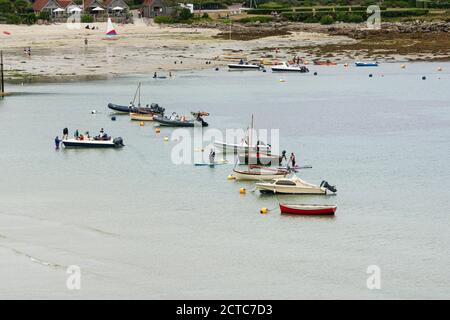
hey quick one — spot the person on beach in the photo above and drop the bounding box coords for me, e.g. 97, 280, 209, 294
62, 127, 69, 140
84, 38, 88, 46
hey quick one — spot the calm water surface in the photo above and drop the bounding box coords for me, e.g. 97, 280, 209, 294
0, 63, 449, 299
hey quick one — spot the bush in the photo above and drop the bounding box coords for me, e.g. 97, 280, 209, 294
6, 13, 21, 24
320, 14, 334, 24
179, 8, 193, 21
22, 13, 37, 25
347, 13, 365, 23
154, 16, 176, 24
0, 0, 13, 14
381, 9, 429, 18
202, 12, 210, 19
38, 11, 51, 21
81, 14, 94, 23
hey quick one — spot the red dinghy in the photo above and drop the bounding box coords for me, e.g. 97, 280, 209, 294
279, 203, 337, 215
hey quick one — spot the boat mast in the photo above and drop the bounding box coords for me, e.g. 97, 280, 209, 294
132, 82, 141, 107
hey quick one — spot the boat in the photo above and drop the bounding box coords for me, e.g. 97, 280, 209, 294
62, 137, 124, 148
104, 17, 118, 40
108, 83, 165, 115
355, 61, 378, 67
228, 62, 261, 70
313, 60, 337, 66
271, 62, 309, 73
153, 112, 209, 127
232, 167, 288, 181
130, 113, 153, 121
237, 152, 280, 166
214, 140, 271, 154
279, 203, 337, 215
255, 176, 336, 194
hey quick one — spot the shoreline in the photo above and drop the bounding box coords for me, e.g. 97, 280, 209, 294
1, 22, 449, 85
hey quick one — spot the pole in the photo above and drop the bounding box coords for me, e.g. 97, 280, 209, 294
1, 51, 4, 95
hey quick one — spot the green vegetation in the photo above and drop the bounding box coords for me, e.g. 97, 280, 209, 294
237, 16, 274, 23
81, 15, 94, 23
320, 15, 334, 24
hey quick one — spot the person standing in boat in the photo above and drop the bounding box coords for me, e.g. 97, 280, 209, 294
279, 150, 287, 165
289, 152, 296, 168
209, 149, 215, 165
62, 127, 68, 140
74, 129, 79, 139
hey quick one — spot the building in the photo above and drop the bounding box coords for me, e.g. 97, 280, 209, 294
33, 0, 74, 13
83, 0, 105, 13
103, 0, 130, 14
142, 0, 174, 18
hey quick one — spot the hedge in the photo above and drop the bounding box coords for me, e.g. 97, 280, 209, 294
154, 16, 176, 24
237, 16, 274, 23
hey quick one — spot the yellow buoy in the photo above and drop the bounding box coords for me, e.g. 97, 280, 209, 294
164, 136, 169, 142
155, 127, 160, 133
260, 207, 268, 214
227, 175, 235, 180
139, 121, 145, 127
279, 79, 285, 83
239, 187, 246, 194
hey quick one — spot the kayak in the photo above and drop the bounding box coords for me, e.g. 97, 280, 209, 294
279, 203, 337, 215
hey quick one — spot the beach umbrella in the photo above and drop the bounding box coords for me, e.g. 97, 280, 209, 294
53, 8, 65, 12
92, 7, 105, 11
112, 6, 124, 11
70, 7, 82, 12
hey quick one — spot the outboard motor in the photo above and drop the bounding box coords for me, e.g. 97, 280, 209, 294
320, 180, 337, 193
113, 137, 124, 147
150, 103, 165, 115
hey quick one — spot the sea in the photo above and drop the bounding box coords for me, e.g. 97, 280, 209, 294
0, 62, 449, 299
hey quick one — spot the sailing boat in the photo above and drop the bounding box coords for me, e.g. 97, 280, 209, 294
232, 115, 288, 181
105, 17, 118, 40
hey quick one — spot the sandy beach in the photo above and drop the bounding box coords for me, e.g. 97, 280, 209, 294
0, 22, 352, 83
1, 21, 448, 83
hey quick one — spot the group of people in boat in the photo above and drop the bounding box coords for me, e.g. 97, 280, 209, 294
55, 128, 110, 149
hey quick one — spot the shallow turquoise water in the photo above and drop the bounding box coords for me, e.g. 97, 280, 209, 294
0, 63, 449, 298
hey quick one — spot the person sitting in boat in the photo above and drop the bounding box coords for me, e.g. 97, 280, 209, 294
128, 102, 133, 109
79, 134, 84, 141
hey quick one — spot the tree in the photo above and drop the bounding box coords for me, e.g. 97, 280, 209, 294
0, 0, 14, 14
179, 8, 193, 21
14, 0, 30, 14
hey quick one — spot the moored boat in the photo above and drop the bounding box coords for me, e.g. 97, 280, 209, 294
232, 167, 288, 181
271, 62, 309, 73
130, 113, 153, 121
255, 176, 336, 194
279, 203, 337, 215
355, 61, 378, 67
228, 62, 261, 70
153, 112, 209, 127
62, 137, 124, 148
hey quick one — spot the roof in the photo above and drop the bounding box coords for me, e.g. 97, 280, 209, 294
84, 0, 104, 10
33, 0, 73, 11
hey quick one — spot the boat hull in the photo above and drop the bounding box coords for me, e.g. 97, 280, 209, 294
62, 139, 121, 148
228, 64, 261, 70
153, 116, 208, 127
355, 62, 378, 67
130, 113, 153, 121
108, 103, 138, 113
279, 203, 336, 215
271, 67, 309, 72
232, 169, 287, 181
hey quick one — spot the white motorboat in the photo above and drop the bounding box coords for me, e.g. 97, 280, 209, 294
228, 63, 261, 70
271, 62, 309, 73
62, 137, 124, 148
214, 140, 271, 154
255, 176, 336, 194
